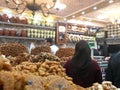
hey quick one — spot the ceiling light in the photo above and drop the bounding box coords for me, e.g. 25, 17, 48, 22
117, 19, 120, 24
93, 6, 97, 10
54, 0, 66, 10
64, 18, 67, 21
5, 0, 65, 17
72, 15, 75, 18
81, 11, 85, 15
109, 0, 114, 3
2, 8, 12, 14
97, 15, 108, 20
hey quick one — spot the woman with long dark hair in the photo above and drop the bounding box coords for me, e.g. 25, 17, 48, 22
64, 40, 102, 88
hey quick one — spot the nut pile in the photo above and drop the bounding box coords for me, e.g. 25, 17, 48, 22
31, 45, 51, 55
7, 53, 30, 66
30, 52, 60, 62
0, 71, 82, 90
55, 47, 75, 65
55, 47, 75, 59
12, 60, 72, 81
0, 43, 28, 57
43, 75, 80, 90
86, 81, 117, 90
60, 56, 72, 62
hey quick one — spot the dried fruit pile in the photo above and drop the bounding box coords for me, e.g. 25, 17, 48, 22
31, 45, 51, 55
12, 60, 71, 80
30, 52, 60, 62
0, 71, 81, 90
86, 81, 117, 90
7, 53, 30, 66
56, 47, 75, 58
0, 43, 28, 57
0, 44, 118, 90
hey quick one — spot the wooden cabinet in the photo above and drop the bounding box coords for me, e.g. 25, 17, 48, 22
55, 22, 67, 44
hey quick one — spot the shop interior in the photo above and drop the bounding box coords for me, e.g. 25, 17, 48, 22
0, 0, 120, 53
0, 0, 120, 89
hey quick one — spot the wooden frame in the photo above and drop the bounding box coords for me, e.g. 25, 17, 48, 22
55, 22, 67, 44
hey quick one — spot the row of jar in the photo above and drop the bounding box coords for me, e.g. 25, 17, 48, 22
0, 29, 55, 38
0, 14, 55, 27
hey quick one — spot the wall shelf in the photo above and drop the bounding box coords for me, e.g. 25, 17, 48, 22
0, 36, 45, 41
0, 21, 55, 30
0, 21, 55, 48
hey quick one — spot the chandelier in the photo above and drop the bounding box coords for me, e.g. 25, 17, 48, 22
5, 0, 60, 17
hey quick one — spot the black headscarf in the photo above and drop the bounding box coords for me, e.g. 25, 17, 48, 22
70, 40, 92, 78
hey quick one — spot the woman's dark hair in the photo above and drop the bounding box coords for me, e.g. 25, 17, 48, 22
70, 40, 92, 78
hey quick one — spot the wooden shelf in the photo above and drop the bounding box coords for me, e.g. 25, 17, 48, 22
67, 30, 85, 35
0, 21, 55, 30
0, 36, 45, 41
0, 21, 55, 41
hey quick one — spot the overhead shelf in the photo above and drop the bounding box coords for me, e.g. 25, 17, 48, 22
0, 36, 45, 41
66, 30, 85, 35
0, 21, 55, 30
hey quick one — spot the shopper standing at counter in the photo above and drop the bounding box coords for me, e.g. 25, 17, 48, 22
45, 38, 59, 55
101, 40, 109, 57
64, 40, 102, 88
105, 51, 120, 88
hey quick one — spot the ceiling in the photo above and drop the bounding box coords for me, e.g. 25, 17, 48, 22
0, 0, 120, 26
0, 0, 104, 17
82, 2, 120, 23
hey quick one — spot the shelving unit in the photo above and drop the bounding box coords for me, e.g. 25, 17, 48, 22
0, 36, 45, 41
107, 24, 120, 38
66, 30, 87, 35
106, 24, 120, 44
0, 20, 56, 50
0, 21, 55, 30
66, 22, 98, 36
0, 21, 56, 39
65, 22, 97, 45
